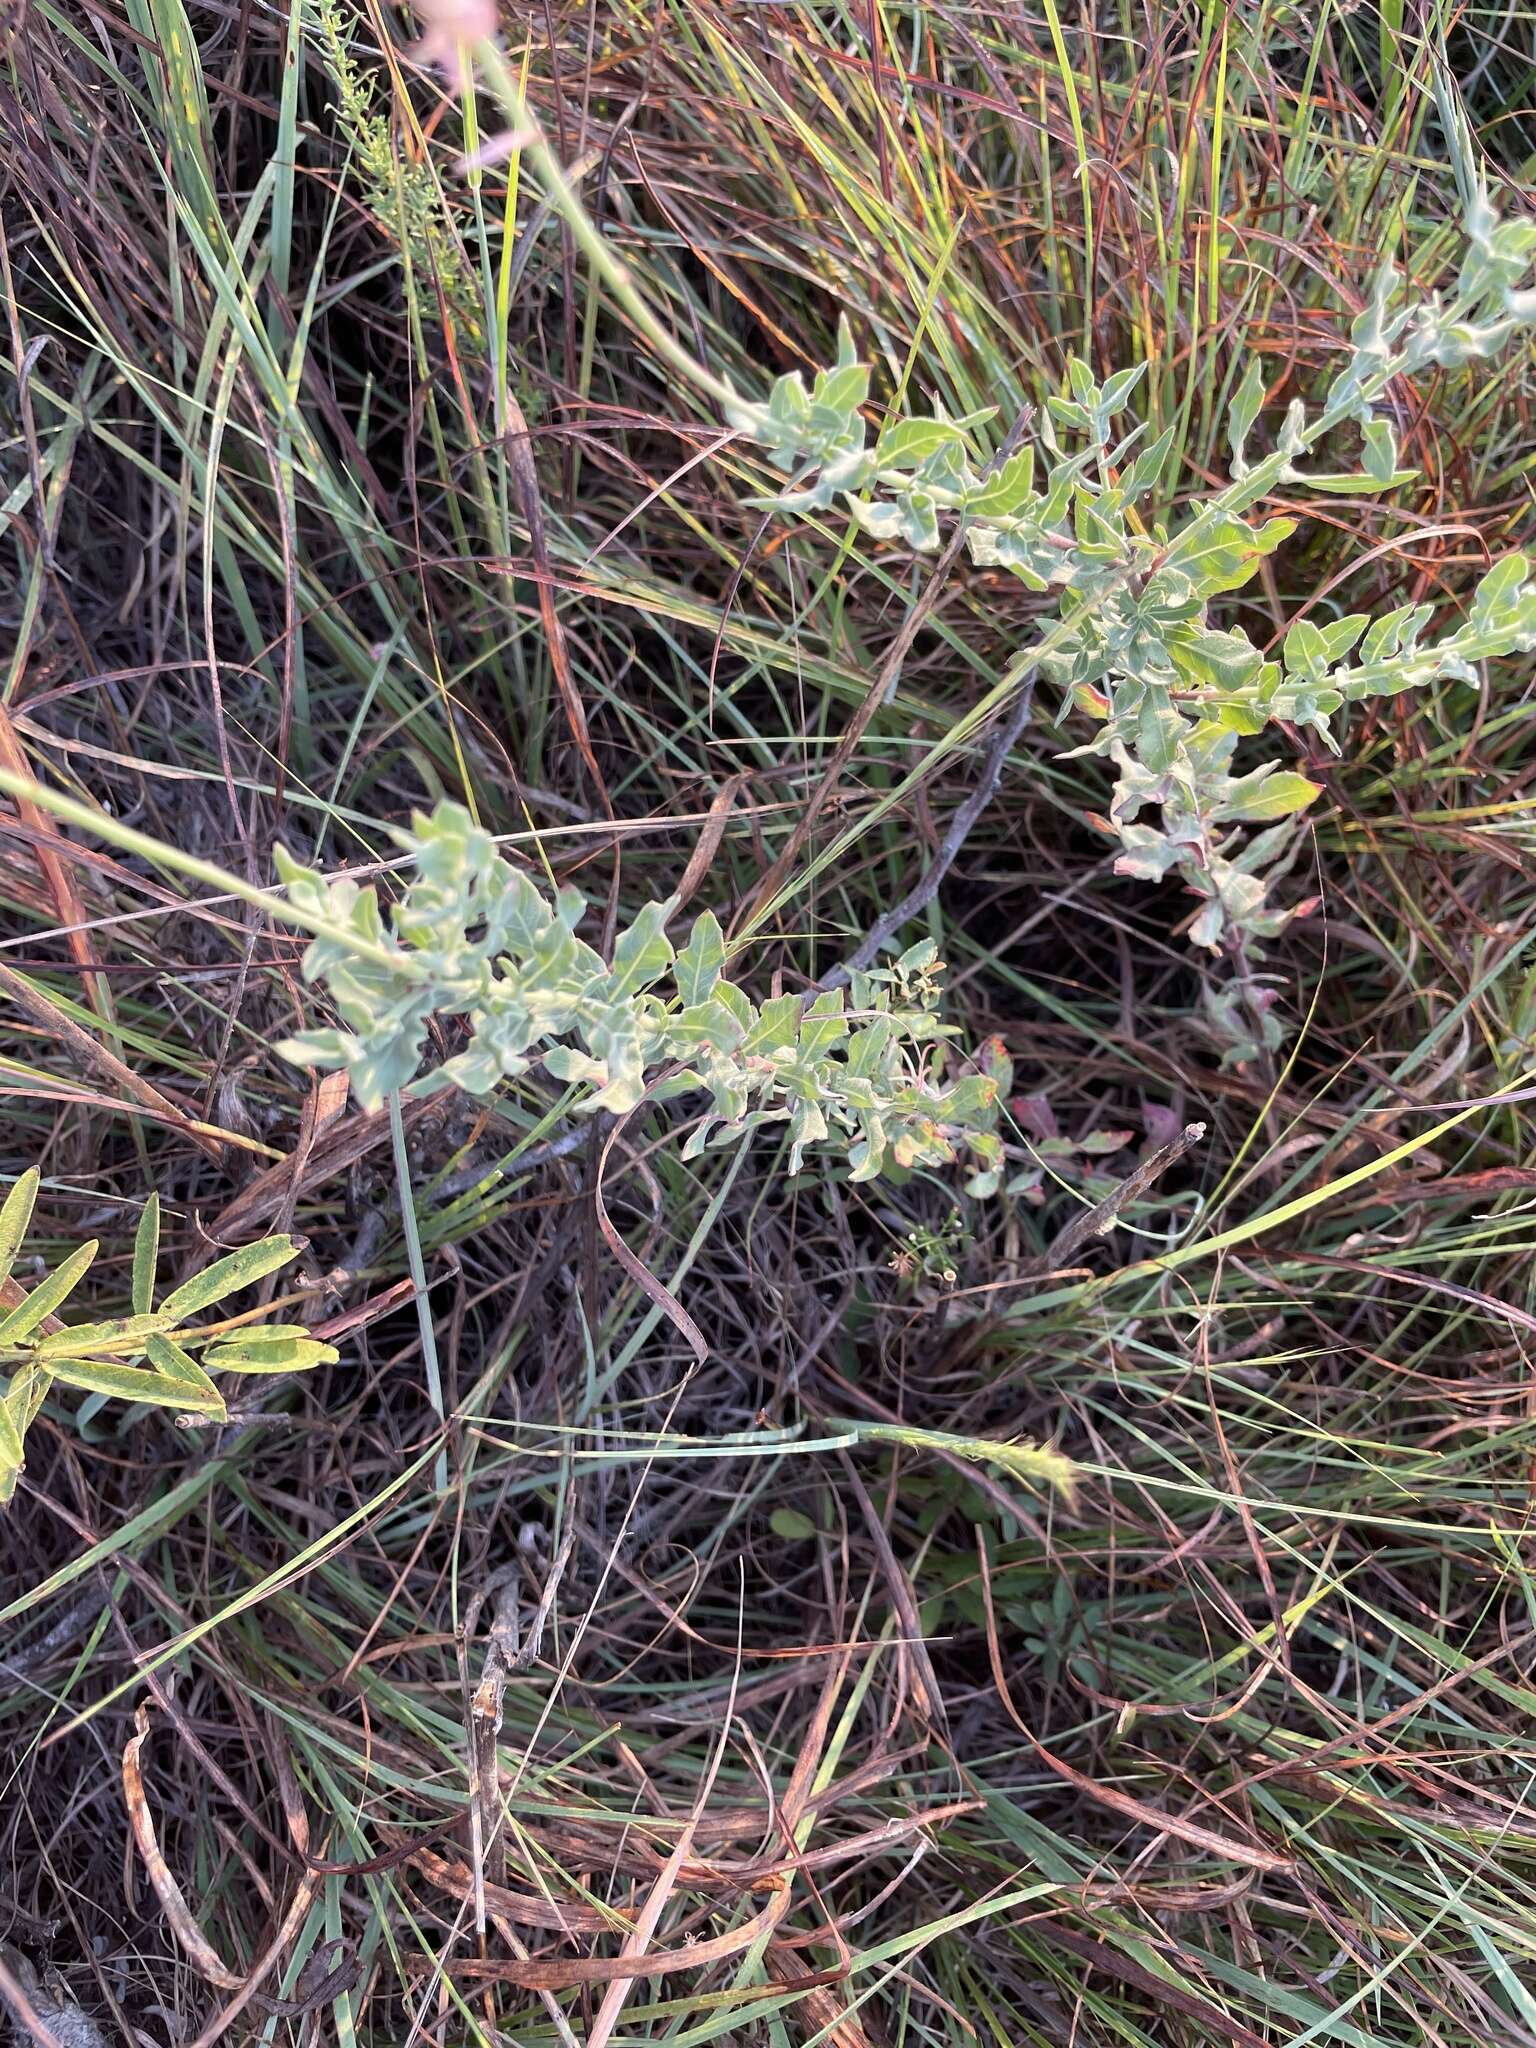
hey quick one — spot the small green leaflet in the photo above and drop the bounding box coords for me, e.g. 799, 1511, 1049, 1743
0, 1240, 98, 1346
0, 1169, 40, 1293
132, 1193, 160, 1315
157, 1236, 301, 1322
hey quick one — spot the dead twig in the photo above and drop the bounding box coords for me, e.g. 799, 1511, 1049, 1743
819, 672, 1036, 990
1034, 1121, 1207, 1272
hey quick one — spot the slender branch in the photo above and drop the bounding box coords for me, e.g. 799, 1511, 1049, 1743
472, 42, 738, 411
819, 672, 1036, 990
1034, 1121, 1208, 1272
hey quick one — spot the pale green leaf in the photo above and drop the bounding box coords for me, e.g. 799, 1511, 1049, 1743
1300, 468, 1417, 494
1222, 771, 1323, 822
132, 1193, 160, 1314
145, 1334, 225, 1407
609, 897, 676, 998
35, 1314, 170, 1359
0, 1240, 98, 1347
1226, 355, 1265, 472
49, 1348, 226, 1417
0, 1168, 40, 1295
158, 1236, 299, 1322
674, 909, 727, 1005
202, 1332, 337, 1373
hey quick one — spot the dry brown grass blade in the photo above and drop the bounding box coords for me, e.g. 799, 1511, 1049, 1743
764, 1944, 872, 2048
121, 1704, 246, 1989
1029, 1923, 1273, 2048
503, 391, 611, 809
737, 523, 969, 932
596, 1097, 709, 1362
673, 772, 748, 913
407, 1843, 632, 1936
0, 715, 110, 1024
121, 1706, 319, 2037
453, 1879, 793, 1991
207, 1096, 436, 1240
975, 1545, 1291, 1873
1036, 1120, 1208, 1271
0, 958, 228, 1165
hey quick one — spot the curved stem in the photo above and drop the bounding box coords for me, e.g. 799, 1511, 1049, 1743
472, 41, 740, 413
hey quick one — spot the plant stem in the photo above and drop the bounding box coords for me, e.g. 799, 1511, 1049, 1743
389, 1090, 448, 1492
0, 767, 423, 980
472, 41, 739, 412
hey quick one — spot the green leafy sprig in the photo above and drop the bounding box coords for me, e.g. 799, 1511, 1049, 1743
276, 802, 1010, 1191
0, 1175, 334, 1504
724, 181, 1536, 1059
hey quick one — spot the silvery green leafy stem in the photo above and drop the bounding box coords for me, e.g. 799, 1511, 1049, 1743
276, 106, 1535, 1174
275, 808, 1012, 1194
722, 173, 1536, 1064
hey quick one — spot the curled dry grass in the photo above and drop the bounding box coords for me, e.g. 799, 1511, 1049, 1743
4, 1, 1536, 2043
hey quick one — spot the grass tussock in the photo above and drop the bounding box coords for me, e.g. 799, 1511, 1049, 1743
4, 1, 1536, 2043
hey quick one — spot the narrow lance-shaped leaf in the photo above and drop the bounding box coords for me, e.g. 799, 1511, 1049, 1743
0, 1168, 40, 1295
132, 1192, 160, 1315
50, 1344, 226, 1418
1226, 356, 1266, 475
158, 1236, 300, 1323
0, 1240, 99, 1347
202, 1332, 338, 1373
145, 1333, 227, 1411
0, 1380, 27, 1490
